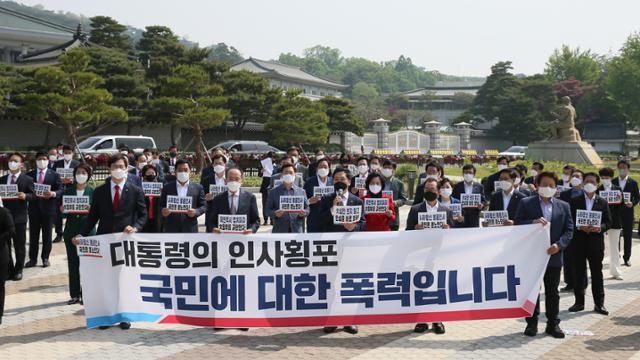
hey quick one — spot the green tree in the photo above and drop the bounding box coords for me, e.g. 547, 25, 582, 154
15, 49, 127, 149
606, 33, 640, 128
208, 43, 243, 64
266, 92, 330, 147
136, 26, 185, 82
89, 16, 133, 53
351, 81, 379, 107
471, 61, 520, 122
544, 45, 602, 85
319, 97, 364, 139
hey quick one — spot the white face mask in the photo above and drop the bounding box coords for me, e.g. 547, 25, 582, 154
317, 168, 329, 177
602, 179, 612, 187
619, 169, 628, 177
227, 181, 241, 193
214, 165, 226, 174
562, 174, 570, 182
497, 164, 508, 171
570, 177, 582, 187
440, 188, 453, 197
463, 173, 474, 183
514, 177, 521, 186
48, 155, 57, 162
358, 165, 369, 174
381, 168, 393, 178
177, 172, 190, 183
530, 170, 538, 177
369, 184, 382, 194
538, 186, 557, 198
583, 183, 598, 193
36, 160, 48, 170
370, 164, 380, 171
75, 174, 88, 184
152, 159, 160, 165
426, 174, 439, 180
8, 161, 20, 171
111, 169, 126, 180
282, 174, 295, 184
291, 156, 299, 164
315, 154, 324, 160
64, 154, 73, 162
499, 180, 513, 191
138, 162, 147, 170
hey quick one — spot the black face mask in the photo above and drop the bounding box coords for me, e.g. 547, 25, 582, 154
169, 152, 177, 158
334, 182, 348, 195
424, 191, 438, 202
145, 175, 156, 182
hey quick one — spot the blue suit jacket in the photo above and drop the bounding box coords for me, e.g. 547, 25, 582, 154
452, 181, 485, 228
160, 181, 206, 233
265, 184, 309, 233
514, 196, 573, 268
303, 175, 333, 233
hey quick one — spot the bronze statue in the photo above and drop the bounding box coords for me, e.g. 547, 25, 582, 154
550, 96, 581, 142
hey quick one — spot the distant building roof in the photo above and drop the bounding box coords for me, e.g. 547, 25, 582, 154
16, 25, 91, 67
231, 57, 348, 90
403, 79, 485, 99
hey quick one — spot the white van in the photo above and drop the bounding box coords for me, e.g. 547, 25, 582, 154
77, 135, 157, 156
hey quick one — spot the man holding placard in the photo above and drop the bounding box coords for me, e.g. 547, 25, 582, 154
568, 172, 612, 315
160, 160, 206, 233
303, 158, 333, 232
380, 159, 406, 231
598, 167, 624, 279
488, 168, 526, 225
53, 145, 80, 243
453, 164, 485, 228
25, 152, 62, 268
207, 168, 260, 234
265, 163, 309, 233
612, 160, 638, 267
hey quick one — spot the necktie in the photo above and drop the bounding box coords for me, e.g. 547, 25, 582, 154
11, 174, 16, 184
38, 171, 44, 184
230, 194, 237, 214
113, 185, 120, 211
148, 197, 154, 219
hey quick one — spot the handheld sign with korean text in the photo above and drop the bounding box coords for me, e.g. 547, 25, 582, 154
218, 214, 247, 233
0, 184, 18, 200
62, 195, 90, 214
363, 198, 389, 214
34, 183, 51, 198
56, 168, 74, 180
166, 195, 192, 214
418, 212, 447, 229
483, 210, 509, 227
623, 192, 631, 204
333, 205, 361, 224
556, 185, 570, 197
279, 195, 305, 212
599, 190, 622, 205
354, 177, 365, 190
449, 203, 462, 217
494, 181, 502, 192
382, 190, 394, 198
460, 193, 481, 208
142, 182, 163, 197
313, 186, 334, 197
273, 179, 283, 188
209, 184, 228, 197
576, 209, 602, 229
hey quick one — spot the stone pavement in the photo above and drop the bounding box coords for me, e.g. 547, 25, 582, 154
1, 194, 640, 359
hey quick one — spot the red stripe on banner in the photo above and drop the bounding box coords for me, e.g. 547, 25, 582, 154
159, 306, 531, 327
523, 299, 536, 315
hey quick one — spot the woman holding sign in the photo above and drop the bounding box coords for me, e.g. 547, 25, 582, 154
362, 173, 396, 231
438, 178, 464, 227
61, 164, 95, 305
140, 164, 163, 233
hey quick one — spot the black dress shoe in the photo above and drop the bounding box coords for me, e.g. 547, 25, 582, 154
98, 326, 110, 330
24, 260, 36, 268
524, 323, 538, 336
343, 325, 358, 334
42, 259, 50, 268
432, 322, 446, 334
119, 322, 131, 330
560, 285, 574, 292
79, 298, 84, 305
545, 324, 565, 338
67, 298, 80, 305
323, 326, 338, 333
624, 260, 631, 267
12, 273, 23, 281
594, 305, 609, 315
568, 304, 584, 312
53, 235, 63, 243
239, 328, 249, 331
413, 323, 429, 333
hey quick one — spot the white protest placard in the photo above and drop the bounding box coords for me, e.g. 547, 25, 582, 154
0, 184, 18, 200
62, 195, 90, 214
273, 179, 283, 188
209, 184, 228, 197
599, 190, 622, 205
34, 183, 51, 198
333, 205, 361, 224
483, 210, 509, 227
494, 181, 502, 192
556, 185, 570, 197
218, 214, 247, 233
279, 195, 305, 212
418, 211, 447, 229
364, 198, 389, 214
169, 165, 175, 174
56, 168, 74, 180
167, 195, 192, 214
354, 177, 365, 189
313, 186, 334, 197
142, 182, 163, 197
382, 190, 394, 198
449, 203, 462, 217
576, 209, 602, 229
460, 193, 481, 208
623, 192, 631, 204
260, 158, 273, 176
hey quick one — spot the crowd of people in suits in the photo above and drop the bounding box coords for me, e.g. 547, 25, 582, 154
0, 145, 637, 340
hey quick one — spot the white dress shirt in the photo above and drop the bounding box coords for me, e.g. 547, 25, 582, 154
176, 181, 189, 197
464, 182, 474, 194
618, 176, 628, 191
110, 180, 124, 202
584, 192, 595, 211
502, 188, 515, 210
6, 172, 20, 184
214, 175, 226, 186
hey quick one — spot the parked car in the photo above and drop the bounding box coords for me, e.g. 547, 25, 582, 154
498, 145, 528, 159
210, 140, 285, 155
77, 135, 157, 156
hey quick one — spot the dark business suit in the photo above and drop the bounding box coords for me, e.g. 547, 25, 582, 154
405, 202, 454, 230
452, 181, 485, 228
483, 171, 501, 198
53, 159, 80, 236
160, 181, 206, 233
142, 192, 163, 233
489, 189, 526, 220
303, 176, 333, 233
26, 169, 62, 262
265, 184, 309, 233
201, 174, 225, 232
0, 206, 15, 322
0, 173, 34, 276
319, 192, 365, 232
569, 194, 612, 307
612, 176, 639, 263
81, 180, 148, 236
515, 196, 573, 327
206, 190, 261, 233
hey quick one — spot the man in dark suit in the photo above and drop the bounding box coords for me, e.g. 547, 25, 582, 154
558, 165, 576, 188
483, 156, 509, 198
319, 167, 363, 335
0, 204, 15, 324
488, 168, 526, 222
207, 168, 260, 234
52, 145, 80, 243
201, 149, 226, 181
414, 161, 443, 204
266, 163, 309, 233
165, 145, 180, 176
567, 172, 611, 315
303, 158, 333, 232
452, 164, 485, 228
515, 171, 573, 339
0, 152, 34, 280
76, 153, 147, 331
381, 159, 407, 231
599, 167, 624, 279
160, 160, 206, 233
613, 160, 639, 267
25, 152, 63, 268
524, 162, 544, 187
307, 148, 325, 178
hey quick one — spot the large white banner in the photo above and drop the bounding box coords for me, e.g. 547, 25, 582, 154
78, 224, 550, 328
